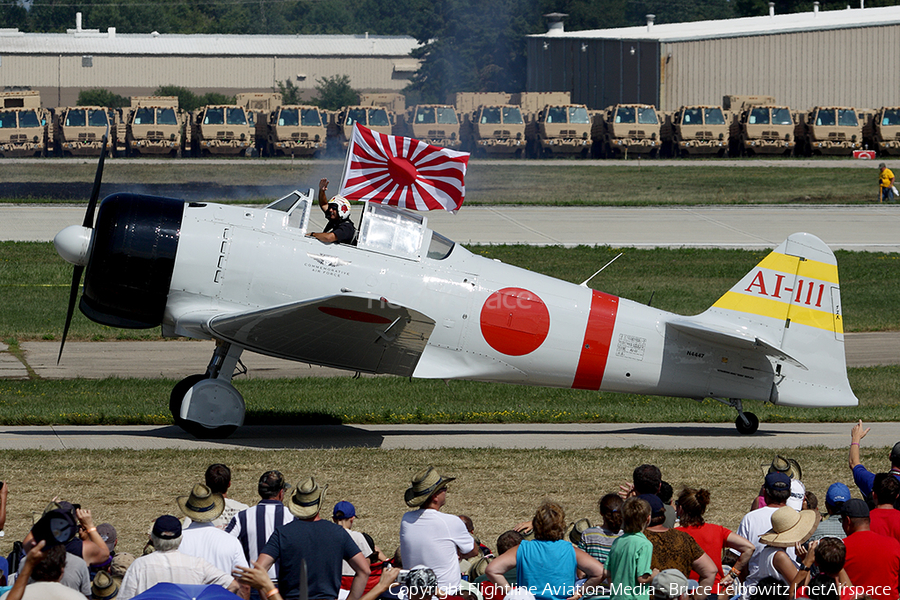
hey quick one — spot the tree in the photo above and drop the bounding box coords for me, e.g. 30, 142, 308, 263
314, 75, 358, 111
276, 80, 303, 105
77, 88, 128, 108
154, 85, 201, 111
199, 92, 237, 106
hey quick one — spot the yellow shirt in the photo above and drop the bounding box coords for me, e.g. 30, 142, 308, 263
881, 168, 895, 188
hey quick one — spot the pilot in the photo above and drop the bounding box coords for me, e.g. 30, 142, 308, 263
309, 177, 356, 244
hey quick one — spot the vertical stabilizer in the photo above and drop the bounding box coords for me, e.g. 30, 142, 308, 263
701, 232, 857, 407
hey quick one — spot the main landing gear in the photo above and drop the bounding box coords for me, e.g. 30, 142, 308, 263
712, 397, 760, 435
170, 341, 246, 439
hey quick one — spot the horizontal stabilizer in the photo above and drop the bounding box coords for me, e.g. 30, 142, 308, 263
668, 320, 806, 370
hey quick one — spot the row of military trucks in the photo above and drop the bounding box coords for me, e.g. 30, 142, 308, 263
592, 96, 900, 159
2, 89, 898, 159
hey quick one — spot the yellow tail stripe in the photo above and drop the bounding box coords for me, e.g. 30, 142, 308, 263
758, 253, 839, 284
713, 291, 842, 333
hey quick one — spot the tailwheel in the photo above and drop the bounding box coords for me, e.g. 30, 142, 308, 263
712, 397, 760, 435
170, 374, 244, 439
735, 412, 760, 435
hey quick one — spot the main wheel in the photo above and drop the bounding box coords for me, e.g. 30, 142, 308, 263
170, 376, 244, 439
170, 374, 207, 430
735, 412, 760, 435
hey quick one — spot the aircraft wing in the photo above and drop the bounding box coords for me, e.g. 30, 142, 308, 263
667, 319, 807, 370
203, 294, 436, 377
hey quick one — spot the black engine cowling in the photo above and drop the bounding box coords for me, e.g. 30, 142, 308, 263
80, 193, 184, 329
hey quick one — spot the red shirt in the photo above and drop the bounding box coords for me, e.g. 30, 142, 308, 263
871, 508, 900, 544
675, 523, 731, 583
843, 529, 900, 600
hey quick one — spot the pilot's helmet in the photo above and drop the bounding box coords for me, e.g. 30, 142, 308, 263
328, 195, 352, 220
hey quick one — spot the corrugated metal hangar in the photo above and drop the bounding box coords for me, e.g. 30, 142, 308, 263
527, 5, 900, 111
0, 18, 420, 106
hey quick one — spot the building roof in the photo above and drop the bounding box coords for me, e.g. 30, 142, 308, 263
530, 4, 900, 42
0, 29, 420, 57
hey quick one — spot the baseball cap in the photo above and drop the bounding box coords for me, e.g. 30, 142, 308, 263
825, 483, 851, 506
890, 442, 900, 464
333, 500, 356, 519
637, 494, 665, 517
96, 523, 117, 553
653, 569, 689, 600
152, 515, 182, 540
765, 472, 791, 492
840, 498, 869, 519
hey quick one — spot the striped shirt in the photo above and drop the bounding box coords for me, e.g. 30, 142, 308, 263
578, 526, 622, 600
226, 499, 295, 581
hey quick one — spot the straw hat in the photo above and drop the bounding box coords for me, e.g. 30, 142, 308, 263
176, 484, 225, 523
763, 455, 802, 481
286, 477, 327, 519
759, 506, 818, 548
91, 571, 119, 600
568, 518, 593, 544
404, 467, 455, 507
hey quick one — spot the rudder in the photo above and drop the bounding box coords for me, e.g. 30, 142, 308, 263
703, 232, 857, 407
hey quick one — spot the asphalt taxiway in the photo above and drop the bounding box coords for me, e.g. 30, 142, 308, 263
0, 422, 890, 451
5, 204, 900, 251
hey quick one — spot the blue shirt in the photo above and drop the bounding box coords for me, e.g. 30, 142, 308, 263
516, 539, 578, 600
852, 464, 900, 498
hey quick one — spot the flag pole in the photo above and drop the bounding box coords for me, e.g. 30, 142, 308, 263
338, 124, 357, 195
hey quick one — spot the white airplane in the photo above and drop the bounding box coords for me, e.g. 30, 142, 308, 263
53, 140, 858, 438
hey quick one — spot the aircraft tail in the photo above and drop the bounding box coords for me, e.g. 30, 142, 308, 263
697, 232, 858, 408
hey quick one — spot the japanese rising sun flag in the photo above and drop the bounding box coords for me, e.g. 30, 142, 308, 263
339, 124, 470, 212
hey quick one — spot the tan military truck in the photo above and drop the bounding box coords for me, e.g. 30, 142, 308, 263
121, 96, 188, 157
524, 103, 592, 158
591, 104, 661, 158
237, 92, 282, 155
661, 105, 730, 157
797, 107, 862, 156
52, 105, 119, 157
328, 105, 395, 152
265, 105, 328, 157
863, 107, 900, 156
396, 104, 462, 149
359, 93, 406, 115
191, 105, 256, 156
453, 92, 525, 157
0, 91, 53, 157
729, 104, 797, 157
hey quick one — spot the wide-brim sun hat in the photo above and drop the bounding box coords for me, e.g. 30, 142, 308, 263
92, 570, 119, 600
176, 483, 225, 523
405, 466, 455, 507
762, 455, 802, 481
568, 518, 592, 544
759, 506, 818, 547
286, 476, 327, 519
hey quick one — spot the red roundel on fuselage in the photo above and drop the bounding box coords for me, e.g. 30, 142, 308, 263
479, 287, 551, 356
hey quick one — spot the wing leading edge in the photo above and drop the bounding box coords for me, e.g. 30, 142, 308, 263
205, 294, 436, 376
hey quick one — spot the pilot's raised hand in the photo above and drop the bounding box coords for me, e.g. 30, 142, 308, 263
319, 178, 329, 192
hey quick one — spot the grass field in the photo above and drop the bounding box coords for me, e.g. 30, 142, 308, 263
2, 242, 898, 342
1, 162, 882, 205
0, 366, 895, 426
0, 446, 885, 564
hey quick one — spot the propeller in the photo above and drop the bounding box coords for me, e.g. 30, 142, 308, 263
57, 134, 108, 363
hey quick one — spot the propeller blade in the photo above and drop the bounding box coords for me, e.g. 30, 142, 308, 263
83, 134, 108, 228
58, 265, 84, 364
61, 132, 108, 363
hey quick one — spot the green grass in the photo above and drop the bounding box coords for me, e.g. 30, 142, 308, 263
2, 163, 881, 205
0, 368, 895, 426
3, 242, 898, 342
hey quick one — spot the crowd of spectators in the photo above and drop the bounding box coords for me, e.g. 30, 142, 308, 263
1, 422, 900, 600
